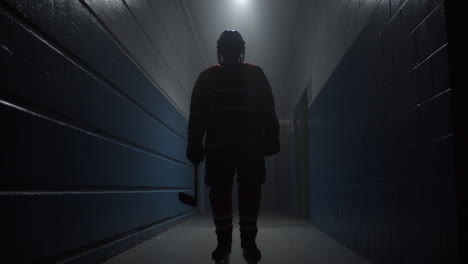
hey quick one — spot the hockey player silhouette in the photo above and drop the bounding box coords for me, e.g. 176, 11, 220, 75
186, 30, 280, 263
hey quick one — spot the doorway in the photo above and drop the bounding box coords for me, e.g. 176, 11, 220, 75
292, 88, 310, 219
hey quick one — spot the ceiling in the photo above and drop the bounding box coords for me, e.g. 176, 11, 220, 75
186, 0, 302, 94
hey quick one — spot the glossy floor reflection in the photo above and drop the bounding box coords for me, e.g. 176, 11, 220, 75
105, 211, 369, 264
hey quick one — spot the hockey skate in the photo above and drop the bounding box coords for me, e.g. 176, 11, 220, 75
211, 243, 231, 263
241, 241, 261, 264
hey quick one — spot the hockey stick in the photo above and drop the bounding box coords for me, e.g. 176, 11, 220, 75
178, 164, 198, 207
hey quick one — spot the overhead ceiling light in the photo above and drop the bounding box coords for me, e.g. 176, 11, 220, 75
237, 0, 248, 4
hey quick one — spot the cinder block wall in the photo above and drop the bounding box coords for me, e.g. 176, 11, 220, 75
0, 1, 201, 262
308, 0, 458, 263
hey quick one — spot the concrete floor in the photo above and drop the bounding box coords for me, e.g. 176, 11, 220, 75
105, 212, 370, 264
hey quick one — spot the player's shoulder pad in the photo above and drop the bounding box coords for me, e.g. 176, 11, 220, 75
244, 62, 264, 74
206, 64, 222, 72
198, 64, 221, 79
244, 62, 257, 67
244, 62, 260, 70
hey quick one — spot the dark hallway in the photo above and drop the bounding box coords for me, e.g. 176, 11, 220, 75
0, 0, 461, 263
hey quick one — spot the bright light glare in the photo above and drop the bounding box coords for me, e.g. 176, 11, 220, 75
237, 0, 248, 4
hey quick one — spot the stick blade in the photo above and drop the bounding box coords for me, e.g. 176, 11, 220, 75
178, 192, 197, 207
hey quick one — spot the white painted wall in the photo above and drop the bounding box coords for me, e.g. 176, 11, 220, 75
85, 0, 208, 119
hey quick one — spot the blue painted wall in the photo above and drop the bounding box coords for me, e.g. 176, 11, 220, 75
308, 0, 458, 263
0, 1, 196, 262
